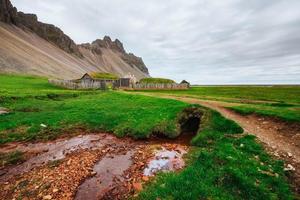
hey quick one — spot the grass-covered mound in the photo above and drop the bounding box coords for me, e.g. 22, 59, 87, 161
90, 72, 119, 80
0, 74, 192, 143
138, 109, 294, 200
139, 78, 175, 84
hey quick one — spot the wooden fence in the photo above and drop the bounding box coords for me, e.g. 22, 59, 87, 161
129, 83, 188, 90
49, 79, 188, 91
49, 79, 106, 90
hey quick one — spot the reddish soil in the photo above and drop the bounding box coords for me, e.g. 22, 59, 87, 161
0, 133, 190, 200
148, 94, 300, 194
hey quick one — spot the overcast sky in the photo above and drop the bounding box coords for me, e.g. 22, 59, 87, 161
12, 0, 300, 84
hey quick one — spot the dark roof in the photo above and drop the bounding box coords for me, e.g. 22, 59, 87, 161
180, 80, 190, 84
80, 73, 92, 79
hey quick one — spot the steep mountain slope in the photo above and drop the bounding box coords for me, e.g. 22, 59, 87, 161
0, 0, 149, 80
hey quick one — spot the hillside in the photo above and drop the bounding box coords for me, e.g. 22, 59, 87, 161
0, 0, 149, 80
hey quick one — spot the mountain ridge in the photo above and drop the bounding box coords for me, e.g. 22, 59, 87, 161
0, 0, 149, 79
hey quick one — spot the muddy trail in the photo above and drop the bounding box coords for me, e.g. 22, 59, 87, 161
140, 93, 300, 193
0, 133, 190, 200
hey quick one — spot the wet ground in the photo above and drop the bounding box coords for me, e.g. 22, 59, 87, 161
0, 133, 191, 200
0, 134, 113, 182
143, 147, 186, 176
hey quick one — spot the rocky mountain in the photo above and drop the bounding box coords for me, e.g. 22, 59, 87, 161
0, 0, 149, 79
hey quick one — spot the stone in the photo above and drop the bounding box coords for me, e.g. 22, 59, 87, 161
40, 124, 47, 128
142, 176, 149, 182
0, 107, 9, 115
132, 182, 143, 191
0, 0, 17, 23
53, 188, 59, 193
284, 164, 295, 171
67, 159, 72, 166
43, 195, 52, 200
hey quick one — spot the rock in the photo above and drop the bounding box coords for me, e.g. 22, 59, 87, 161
132, 182, 143, 191
67, 159, 72, 166
0, 0, 17, 23
287, 152, 292, 157
0, 0, 82, 57
0, 0, 150, 79
284, 164, 296, 171
79, 37, 149, 75
40, 123, 47, 128
142, 176, 149, 182
122, 53, 149, 74
43, 195, 52, 200
53, 188, 59, 193
0, 107, 10, 115
91, 171, 97, 176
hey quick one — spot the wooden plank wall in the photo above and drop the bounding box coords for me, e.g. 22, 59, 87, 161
49, 79, 106, 90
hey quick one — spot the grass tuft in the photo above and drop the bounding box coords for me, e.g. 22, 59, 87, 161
0, 151, 24, 168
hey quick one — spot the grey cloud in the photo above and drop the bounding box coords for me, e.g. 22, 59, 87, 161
11, 0, 300, 84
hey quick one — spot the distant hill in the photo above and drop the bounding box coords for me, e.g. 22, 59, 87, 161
0, 0, 149, 80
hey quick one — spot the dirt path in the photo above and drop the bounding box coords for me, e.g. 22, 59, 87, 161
136, 93, 300, 192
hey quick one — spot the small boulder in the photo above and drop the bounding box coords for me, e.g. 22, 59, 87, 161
52, 188, 59, 193
133, 182, 143, 191
43, 195, 52, 200
284, 164, 296, 171
0, 107, 9, 115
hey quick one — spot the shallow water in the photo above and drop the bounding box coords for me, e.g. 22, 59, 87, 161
143, 147, 186, 176
0, 134, 116, 182
75, 150, 134, 200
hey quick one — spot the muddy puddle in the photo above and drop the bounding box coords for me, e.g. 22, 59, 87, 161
75, 150, 134, 200
0, 133, 192, 199
0, 134, 120, 182
143, 147, 187, 176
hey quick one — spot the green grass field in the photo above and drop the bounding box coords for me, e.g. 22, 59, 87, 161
138, 110, 293, 199
0, 74, 189, 143
135, 86, 300, 122
0, 74, 295, 199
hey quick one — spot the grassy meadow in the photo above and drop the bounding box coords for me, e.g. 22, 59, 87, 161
0, 74, 295, 199
136, 86, 300, 122
138, 110, 293, 199
0, 74, 189, 143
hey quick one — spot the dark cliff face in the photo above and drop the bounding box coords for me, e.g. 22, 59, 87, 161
16, 12, 83, 57
79, 36, 149, 75
122, 53, 149, 74
0, 0, 82, 57
0, 0, 149, 76
0, 0, 17, 23
79, 36, 125, 55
